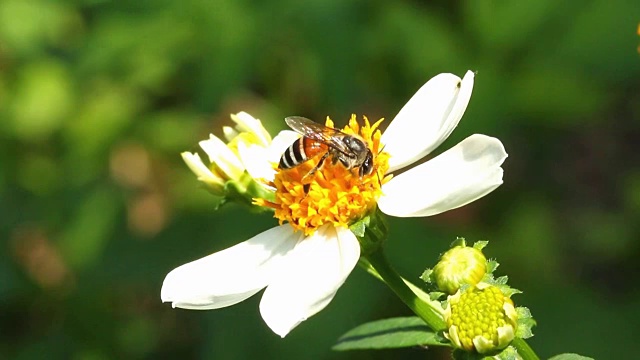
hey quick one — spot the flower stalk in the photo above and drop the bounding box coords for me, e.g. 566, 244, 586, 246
512, 338, 540, 360
362, 249, 446, 331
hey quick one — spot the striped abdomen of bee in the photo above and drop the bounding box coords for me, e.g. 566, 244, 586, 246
278, 137, 328, 170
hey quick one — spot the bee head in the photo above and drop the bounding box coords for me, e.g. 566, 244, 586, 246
344, 136, 368, 159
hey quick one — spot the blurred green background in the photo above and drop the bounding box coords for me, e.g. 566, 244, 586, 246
1, 0, 639, 359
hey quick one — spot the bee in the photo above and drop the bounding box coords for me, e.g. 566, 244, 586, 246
279, 116, 375, 180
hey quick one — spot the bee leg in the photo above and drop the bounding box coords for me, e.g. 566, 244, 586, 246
302, 152, 329, 183
303, 184, 311, 194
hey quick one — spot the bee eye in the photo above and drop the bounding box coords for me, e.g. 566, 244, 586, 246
347, 138, 366, 152
360, 152, 374, 177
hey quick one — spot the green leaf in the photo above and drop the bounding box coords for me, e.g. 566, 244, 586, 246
333, 317, 449, 351
548, 354, 595, 360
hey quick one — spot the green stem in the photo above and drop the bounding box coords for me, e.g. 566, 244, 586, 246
512, 338, 540, 360
362, 249, 446, 331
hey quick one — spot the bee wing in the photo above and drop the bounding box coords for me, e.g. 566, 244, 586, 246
284, 116, 352, 155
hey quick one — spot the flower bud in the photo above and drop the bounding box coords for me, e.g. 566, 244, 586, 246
432, 244, 487, 294
444, 284, 518, 354
181, 112, 276, 205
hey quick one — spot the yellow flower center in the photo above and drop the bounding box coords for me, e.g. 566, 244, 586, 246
255, 115, 391, 235
447, 286, 517, 352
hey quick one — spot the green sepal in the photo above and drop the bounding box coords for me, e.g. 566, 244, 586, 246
209, 172, 275, 212
493, 346, 520, 360
417, 265, 445, 300
472, 240, 489, 250
450, 237, 467, 247
350, 207, 388, 256
515, 307, 536, 339
349, 216, 369, 237
333, 317, 449, 351
419, 269, 447, 299
487, 259, 499, 273
245, 173, 275, 202
420, 268, 433, 283
501, 285, 523, 298
429, 291, 446, 301
223, 178, 249, 204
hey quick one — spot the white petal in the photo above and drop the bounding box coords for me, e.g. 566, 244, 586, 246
378, 134, 507, 217
222, 126, 239, 142
237, 141, 276, 185
161, 225, 301, 310
473, 335, 496, 354
181, 152, 223, 186
199, 134, 245, 179
267, 130, 300, 163
259, 225, 360, 337
382, 70, 475, 172
237, 130, 300, 184
446, 325, 463, 349
230, 112, 272, 147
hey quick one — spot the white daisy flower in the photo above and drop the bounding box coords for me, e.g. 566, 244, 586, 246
162, 70, 507, 337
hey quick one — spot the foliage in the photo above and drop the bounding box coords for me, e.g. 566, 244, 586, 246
333, 317, 447, 351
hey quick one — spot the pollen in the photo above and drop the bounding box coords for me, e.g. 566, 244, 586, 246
255, 115, 391, 235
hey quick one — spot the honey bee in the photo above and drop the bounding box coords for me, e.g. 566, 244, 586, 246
278, 116, 375, 180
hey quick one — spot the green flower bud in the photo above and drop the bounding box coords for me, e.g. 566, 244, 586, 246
433, 244, 487, 294
444, 284, 518, 354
